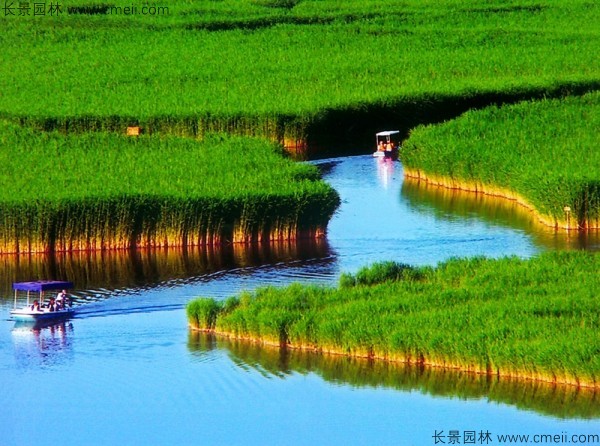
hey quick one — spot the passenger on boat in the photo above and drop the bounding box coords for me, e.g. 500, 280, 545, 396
48, 297, 56, 312
31, 300, 40, 312
378, 141, 385, 152
56, 290, 65, 309
56, 289, 71, 309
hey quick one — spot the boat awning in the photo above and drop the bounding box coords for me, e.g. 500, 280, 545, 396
376, 130, 400, 136
12, 281, 74, 292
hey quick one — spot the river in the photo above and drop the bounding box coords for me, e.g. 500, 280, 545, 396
0, 156, 598, 446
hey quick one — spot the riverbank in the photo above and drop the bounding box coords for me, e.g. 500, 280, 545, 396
0, 123, 339, 254
188, 252, 600, 389
402, 170, 565, 230
401, 92, 600, 231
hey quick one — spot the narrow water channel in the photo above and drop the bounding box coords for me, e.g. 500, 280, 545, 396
0, 156, 598, 446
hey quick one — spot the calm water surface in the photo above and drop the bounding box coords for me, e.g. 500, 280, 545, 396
1, 156, 598, 446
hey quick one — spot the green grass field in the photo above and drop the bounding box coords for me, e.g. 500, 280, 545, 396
1, 0, 598, 245
1, 0, 598, 146
188, 252, 600, 387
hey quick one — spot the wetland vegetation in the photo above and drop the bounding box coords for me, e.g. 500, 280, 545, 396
0, 122, 338, 253
1, 0, 598, 151
188, 251, 600, 388
402, 92, 600, 230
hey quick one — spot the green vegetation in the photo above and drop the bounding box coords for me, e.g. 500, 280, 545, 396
0, 121, 339, 252
1, 0, 598, 148
402, 92, 600, 228
188, 251, 600, 387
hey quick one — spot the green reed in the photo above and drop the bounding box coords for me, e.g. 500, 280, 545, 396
402, 92, 600, 227
1, 0, 598, 140
188, 251, 600, 386
0, 121, 339, 252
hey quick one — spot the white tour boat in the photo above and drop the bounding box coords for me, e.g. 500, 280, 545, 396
10, 280, 75, 321
373, 130, 401, 160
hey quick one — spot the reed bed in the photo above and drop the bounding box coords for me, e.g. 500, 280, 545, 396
0, 121, 339, 253
402, 92, 600, 229
1, 0, 598, 146
188, 251, 600, 388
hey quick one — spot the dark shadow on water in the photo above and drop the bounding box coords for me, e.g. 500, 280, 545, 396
401, 179, 600, 251
0, 239, 335, 301
304, 82, 600, 160
188, 331, 600, 420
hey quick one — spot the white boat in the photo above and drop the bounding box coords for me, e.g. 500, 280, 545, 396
10, 280, 75, 321
373, 130, 401, 160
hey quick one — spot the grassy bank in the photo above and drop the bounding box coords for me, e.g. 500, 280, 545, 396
400, 178, 600, 251
402, 92, 600, 229
0, 121, 339, 253
188, 252, 600, 388
1, 0, 598, 151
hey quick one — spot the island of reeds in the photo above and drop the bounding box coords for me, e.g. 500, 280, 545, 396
0, 122, 339, 253
402, 92, 600, 231
188, 252, 600, 388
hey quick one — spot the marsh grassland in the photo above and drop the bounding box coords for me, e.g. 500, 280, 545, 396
0, 123, 338, 253
1, 0, 598, 148
188, 252, 600, 388
402, 92, 600, 230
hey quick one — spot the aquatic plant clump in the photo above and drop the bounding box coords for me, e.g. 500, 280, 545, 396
188, 252, 600, 388
0, 121, 339, 253
402, 92, 600, 229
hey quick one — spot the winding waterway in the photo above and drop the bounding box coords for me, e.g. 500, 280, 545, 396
0, 156, 598, 446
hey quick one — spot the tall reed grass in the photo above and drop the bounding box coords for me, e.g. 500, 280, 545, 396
188, 251, 600, 387
0, 121, 339, 253
402, 92, 600, 229
1, 0, 598, 148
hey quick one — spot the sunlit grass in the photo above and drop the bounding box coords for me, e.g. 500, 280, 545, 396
0, 121, 339, 252
188, 251, 600, 387
1, 0, 597, 124
402, 91, 600, 227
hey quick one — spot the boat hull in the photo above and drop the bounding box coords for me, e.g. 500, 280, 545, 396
10, 308, 74, 321
373, 150, 398, 160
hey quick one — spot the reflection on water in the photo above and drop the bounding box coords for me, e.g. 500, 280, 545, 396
376, 158, 396, 189
401, 178, 600, 251
0, 239, 334, 307
189, 331, 600, 420
12, 320, 74, 368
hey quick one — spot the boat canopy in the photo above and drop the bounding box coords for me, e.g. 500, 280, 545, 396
12, 281, 74, 292
376, 130, 400, 137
